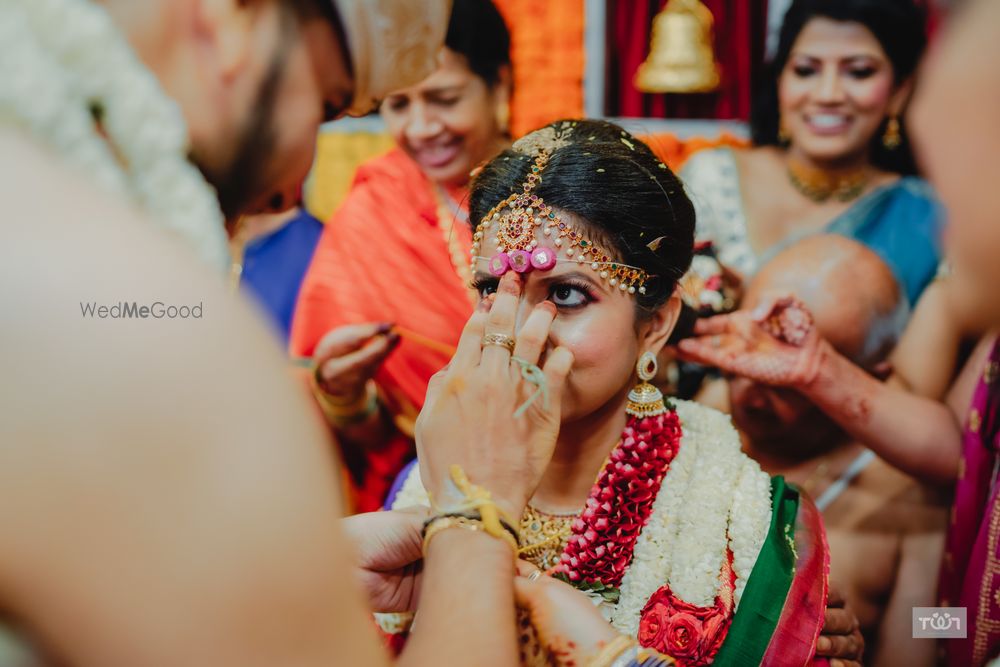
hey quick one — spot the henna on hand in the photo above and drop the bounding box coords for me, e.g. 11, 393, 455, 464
676, 295, 825, 388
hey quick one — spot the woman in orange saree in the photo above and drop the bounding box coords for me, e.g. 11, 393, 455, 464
289, 0, 512, 511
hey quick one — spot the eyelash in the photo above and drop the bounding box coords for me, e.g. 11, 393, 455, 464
791, 65, 878, 79
468, 277, 597, 310
848, 67, 877, 79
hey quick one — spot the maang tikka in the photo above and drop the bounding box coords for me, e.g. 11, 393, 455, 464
470, 124, 652, 295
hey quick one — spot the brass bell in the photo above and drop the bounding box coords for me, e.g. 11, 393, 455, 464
634, 0, 721, 94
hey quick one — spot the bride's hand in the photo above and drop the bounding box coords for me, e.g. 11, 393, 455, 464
414, 272, 574, 519
514, 561, 621, 666
676, 294, 827, 389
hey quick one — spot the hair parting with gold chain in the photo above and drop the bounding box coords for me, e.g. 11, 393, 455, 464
468, 119, 696, 316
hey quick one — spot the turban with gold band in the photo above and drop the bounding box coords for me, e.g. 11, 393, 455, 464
332, 0, 452, 116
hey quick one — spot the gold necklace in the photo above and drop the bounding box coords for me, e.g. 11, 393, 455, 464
518, 504, 577, 571
787, 159, 870, 203
431, 184, 476, 303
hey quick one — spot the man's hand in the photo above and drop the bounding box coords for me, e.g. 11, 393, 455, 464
817, 583, 865, 667
341, 508, 428, 613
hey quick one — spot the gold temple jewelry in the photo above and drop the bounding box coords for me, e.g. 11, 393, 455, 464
787, 159, 870, 203
518, 504, 575, 571
432, 184, 477, 304
471, 126, 652, 295
627, 351, 667, 417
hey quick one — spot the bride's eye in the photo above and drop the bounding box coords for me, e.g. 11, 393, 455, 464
550, 283, 593, 309
471, 277, 499, 299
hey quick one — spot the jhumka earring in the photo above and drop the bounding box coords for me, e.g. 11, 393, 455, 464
626, 351, 667, 418
496, 101, 511, 135
883, 115, 901, 150
778, 115, 791, 145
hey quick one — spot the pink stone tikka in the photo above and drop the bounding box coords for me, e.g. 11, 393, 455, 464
488, 247, 557, 278
488, 253, 510, 277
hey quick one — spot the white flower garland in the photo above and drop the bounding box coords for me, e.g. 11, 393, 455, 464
664, 402, 749, 607
389, 401, 773, 643
0, 0, 229, 269
728, 456, 772, 605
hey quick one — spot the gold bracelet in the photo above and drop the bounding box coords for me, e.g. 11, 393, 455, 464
422, 515, 519, 555
311, 373, 379, 427
589, 635, 636, 667
446, 464, 521, 544
423, 516, 482, 552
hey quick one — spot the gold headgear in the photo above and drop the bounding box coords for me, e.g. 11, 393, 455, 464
470, 124, 651, 295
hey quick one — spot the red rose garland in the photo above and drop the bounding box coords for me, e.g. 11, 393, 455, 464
555, 408, 683, 588
637, 551, 736, 667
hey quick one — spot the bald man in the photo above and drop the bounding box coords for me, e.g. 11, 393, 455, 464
691, 236, 949, 666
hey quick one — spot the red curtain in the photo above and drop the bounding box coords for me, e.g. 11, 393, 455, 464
606, 0, 769, 120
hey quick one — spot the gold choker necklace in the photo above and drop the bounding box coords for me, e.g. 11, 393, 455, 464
787, 160, 870, 203
518, 503, 576, 571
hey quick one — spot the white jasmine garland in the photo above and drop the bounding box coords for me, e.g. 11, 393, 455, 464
0, 0, 229, 269
728, 457, 772, 606
664, 402, 741, 607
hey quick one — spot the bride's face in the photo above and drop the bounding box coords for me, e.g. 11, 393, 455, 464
472, 218, 669, 422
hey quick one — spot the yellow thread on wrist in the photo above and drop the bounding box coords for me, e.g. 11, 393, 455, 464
447, 464, 520, 543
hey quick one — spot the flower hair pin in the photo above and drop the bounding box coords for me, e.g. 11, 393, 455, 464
470, 129, 652, 295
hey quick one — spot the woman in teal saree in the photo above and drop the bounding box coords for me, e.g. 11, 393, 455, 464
681, 0, 940, 308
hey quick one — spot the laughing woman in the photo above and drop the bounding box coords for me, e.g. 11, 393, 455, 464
382, 120, 833, 666
290, 0, 511, 511
681, 0, 940, 307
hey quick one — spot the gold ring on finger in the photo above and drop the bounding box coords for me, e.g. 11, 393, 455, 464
482, 333, 516, 353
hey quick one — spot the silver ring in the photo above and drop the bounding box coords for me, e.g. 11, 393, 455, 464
527, 569, 543, 583
712, 335, 722, 349
482, 333, 516, 353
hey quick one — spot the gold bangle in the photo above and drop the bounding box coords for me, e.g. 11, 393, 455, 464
312, 374, 379, 427
422, 515, 518, 555
423, 516, 482, 552
446, 464, 521, 543
589, 635, 636, 667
